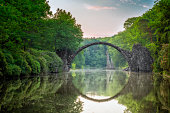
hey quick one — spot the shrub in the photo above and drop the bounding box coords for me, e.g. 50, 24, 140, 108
0, 51, 8, 76
6, 64, 21, 76
29, 49, 41, 57
30, 60, 41, 75
43, 52, 63, 73
12, 65, 22, 76
28, 49, 63, 73
37, 57, 47, 73
4, 53, 14, 64
6, 65, 13, 76
22, 59, 32, 75
42, 54, 53, 72
15, 56, 32, 75
25, 52, 41, 75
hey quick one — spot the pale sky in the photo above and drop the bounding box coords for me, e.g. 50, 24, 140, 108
48, 0, 155, 38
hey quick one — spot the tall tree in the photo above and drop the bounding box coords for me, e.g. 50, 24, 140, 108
52, 9, 83, 65
0, 0, 51, 50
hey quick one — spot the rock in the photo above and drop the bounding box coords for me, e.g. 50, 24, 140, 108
129, 44, 153, 72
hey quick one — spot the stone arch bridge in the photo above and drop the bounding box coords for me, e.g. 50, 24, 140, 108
60, 42, 153, 72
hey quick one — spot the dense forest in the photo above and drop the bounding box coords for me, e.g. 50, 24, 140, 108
0, 0, 169, 77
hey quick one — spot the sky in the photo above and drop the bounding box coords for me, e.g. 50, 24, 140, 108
48, 0, 155, 38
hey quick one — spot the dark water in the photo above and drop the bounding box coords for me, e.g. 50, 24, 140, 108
0, 69, 169, 113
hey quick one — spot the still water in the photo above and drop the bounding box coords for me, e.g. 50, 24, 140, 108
0, 69, 169, 113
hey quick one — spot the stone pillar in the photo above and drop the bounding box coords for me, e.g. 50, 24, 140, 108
106, 50, 111, 69
129, 44, 153, 72
110, 58, 115, 69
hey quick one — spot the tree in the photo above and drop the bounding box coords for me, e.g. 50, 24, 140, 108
0, 0, 51, 51
54, 9, 83, 52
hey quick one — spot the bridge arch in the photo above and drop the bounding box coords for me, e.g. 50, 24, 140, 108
68, 42, 132, 69
65, 42, 153, 72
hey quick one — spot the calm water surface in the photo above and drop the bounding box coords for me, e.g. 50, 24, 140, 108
0, 69, 169, 113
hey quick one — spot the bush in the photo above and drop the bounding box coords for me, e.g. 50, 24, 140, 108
42, 54, 53, 72
1, 48, 63, 76
4, 53, 14, 64
42, 52, 63, 73
29, 49, 41, 57
37, 57, 47, 73
6, 64, 21, 76
0, 51, 8, 76
25, 52, 41, 74
22, 59, 32, 75
15, 56, 32, 75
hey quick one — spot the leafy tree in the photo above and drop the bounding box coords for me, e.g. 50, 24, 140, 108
0, 0, 51, 51
54, 9, 83, 51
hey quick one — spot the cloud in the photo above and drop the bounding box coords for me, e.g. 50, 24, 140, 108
119, 0, 136, 5
85, 5, 116, 11
120, 0, 128, 2
142, 5, 149, 8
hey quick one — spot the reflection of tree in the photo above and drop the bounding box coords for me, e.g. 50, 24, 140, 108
55, 73, 83, 113
0, 73, 83, 113
118, 92, 156, 113
120, 72, 153, 99
154, 75, 170, 112
117, 72, 156, 113
118, 74, 170, 113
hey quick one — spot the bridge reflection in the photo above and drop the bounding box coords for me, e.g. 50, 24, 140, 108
57, 70, 153, 103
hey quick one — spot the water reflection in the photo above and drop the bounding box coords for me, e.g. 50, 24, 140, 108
0, 74, 83, 113
71, 69, 129, 97
71, 70, 156, 113
0, 70, 169, 113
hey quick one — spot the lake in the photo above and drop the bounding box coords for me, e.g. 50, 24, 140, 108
0, 69, 169, 113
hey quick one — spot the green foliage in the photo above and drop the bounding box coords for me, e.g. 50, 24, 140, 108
4, 53, 14, 64
6, 64, 21, 76
159, 44, 170, 75
0, 49, 63, 76
37, 57, 48, 73
42, 51, 63, 73
54, 9, 83, 51
33, 60, 41, 74
29, 49, 48, 73
25, 52, 40, 74
71, 63, 76, 70
0, 0, 51, 50
27, 50, 63, 74
0, 51, 8, 76
0, 0, 83, 76
15, 56, 32, 75
32, 9, 83, 53
72, 51, 85, 69
73, 39, 108, 69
